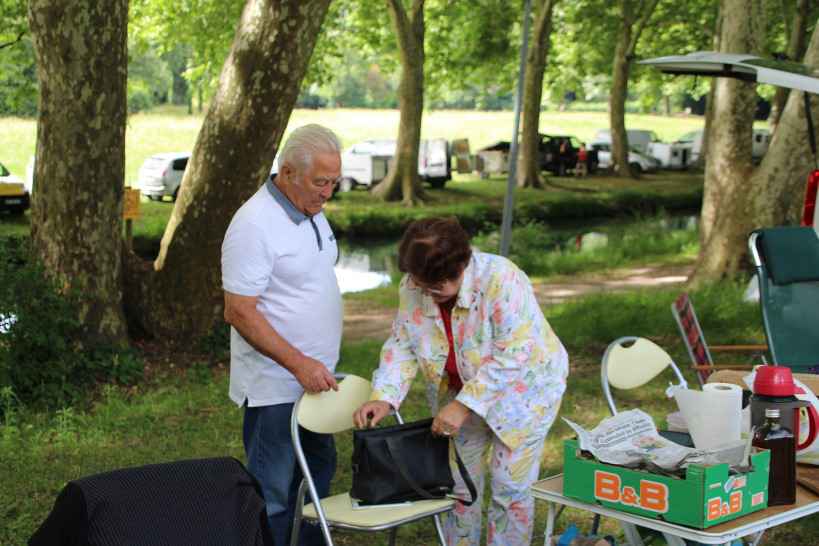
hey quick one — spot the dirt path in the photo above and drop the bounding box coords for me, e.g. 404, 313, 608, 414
343, 262, 693, 341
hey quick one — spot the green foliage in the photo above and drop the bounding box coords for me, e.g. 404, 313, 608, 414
129, 0, 245, 104
0, 0, 37, 116
127, 43, 172, 113
0, 238, 143, 411
473, 215, 699, 278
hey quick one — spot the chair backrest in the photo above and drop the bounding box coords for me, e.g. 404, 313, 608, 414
291, 374, 374, 546
750, 227, 819, 373
29, 458, 272, 546
671, 293, 714, 386
601, 336, 687, 415
296, 374, 373, 434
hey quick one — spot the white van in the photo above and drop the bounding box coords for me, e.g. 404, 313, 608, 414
593, 129, 660, 154
136, 152, 190, 201
675, 129, 770, 163
339, 138, 451, 191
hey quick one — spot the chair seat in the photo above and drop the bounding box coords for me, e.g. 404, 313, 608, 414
302, 493, 453, 530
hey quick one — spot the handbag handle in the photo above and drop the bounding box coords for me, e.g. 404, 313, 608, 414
384, 436, 477, 506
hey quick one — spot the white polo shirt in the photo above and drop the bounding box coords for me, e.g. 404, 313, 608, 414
221, 178, 342, 406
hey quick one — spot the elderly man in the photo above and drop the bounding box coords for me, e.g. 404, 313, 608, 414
222, 124, 343, 545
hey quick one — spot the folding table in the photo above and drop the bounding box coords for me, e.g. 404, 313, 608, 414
533, 475, 819, 546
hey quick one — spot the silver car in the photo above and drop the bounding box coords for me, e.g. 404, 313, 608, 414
136, 152, 189, 201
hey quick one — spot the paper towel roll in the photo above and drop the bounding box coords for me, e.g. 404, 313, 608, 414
674, 382, 743, 450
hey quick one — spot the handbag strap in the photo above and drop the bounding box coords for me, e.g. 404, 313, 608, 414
384, 436, 478, 507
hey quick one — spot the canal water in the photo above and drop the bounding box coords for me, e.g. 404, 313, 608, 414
334, 214, 698, 294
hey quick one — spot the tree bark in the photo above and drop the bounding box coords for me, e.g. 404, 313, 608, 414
123, 0, 331, 339
769, 0, 809, 132
688, 0, 819, 284
518, 0, 557, 189
372, 0, 426, 205
28, 0, 129, 347
609, 0, 660, 178
609, 26, 633, 177
698, 4, 723, 242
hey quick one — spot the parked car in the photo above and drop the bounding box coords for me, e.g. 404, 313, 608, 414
538, 134, 598, 176
0, 162, 30, 214
477, 134, 598, 177
339, 138, 451, 191
136, 152, 190, 201
590, 142, 661, 174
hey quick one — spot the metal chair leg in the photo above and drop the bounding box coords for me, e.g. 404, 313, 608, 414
544, 503, 556, 546
433, 513, 447, 546
290, 480, 307, 546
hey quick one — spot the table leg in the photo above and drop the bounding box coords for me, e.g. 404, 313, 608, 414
544, 503, 555, 546
620, 522, 645, 546
662, 533, 686, 546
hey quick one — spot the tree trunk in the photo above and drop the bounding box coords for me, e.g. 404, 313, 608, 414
751, 23, 819, 227
609, 0, 659, 178
28, 0, 129, 347
372, 0, 426, 205
698, 4, 723, 243
689, 0, 769, 284
518, 0, 557, 189
123, 0, 331, 340
769, 0, 809, 132
609, 29, 633, 177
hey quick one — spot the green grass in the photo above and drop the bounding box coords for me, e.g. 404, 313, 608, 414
3, 283, 819, 545
0, 107, 708, 187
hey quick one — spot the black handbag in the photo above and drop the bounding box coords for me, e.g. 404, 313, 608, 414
351, 417, 477, 506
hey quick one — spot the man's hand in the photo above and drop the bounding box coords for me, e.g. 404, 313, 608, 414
293, 355, 338, 393
432, 400, 471, 437
353, 400, 392, 429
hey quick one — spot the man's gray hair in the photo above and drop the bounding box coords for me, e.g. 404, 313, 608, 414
277, 124, 341, 173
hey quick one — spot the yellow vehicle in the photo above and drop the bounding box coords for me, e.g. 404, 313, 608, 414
0, 161, 30, 215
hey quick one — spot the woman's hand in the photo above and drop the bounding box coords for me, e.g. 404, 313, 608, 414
432, 400, 471, 437
353, 400, 393, 429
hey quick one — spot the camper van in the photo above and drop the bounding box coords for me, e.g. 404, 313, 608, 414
339, 138, 451, 191
675, 129, 771, 163
592, 129, 659, 154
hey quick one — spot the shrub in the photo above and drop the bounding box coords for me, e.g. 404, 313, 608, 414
0, 237, 143, 411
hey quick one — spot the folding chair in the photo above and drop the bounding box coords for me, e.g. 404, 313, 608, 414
671, 293, 768, 387
29, 457, 272, 546
290, 374, 453, 546
599, 337, 689, 546
749, 226, 819, 373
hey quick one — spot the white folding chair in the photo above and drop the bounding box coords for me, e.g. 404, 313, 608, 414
598, 337, 689, 546
289, 374, 453, 546
601, 336, 688, 415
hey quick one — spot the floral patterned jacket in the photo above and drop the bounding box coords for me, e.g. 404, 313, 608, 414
370, 251, 569, 449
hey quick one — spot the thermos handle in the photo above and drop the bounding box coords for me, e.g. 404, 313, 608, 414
797, 405, 819, 451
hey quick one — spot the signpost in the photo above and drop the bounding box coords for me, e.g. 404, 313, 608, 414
123, 187, 140, 250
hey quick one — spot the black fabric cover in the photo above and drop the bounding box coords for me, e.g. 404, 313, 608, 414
757, 226, 819, 285
29, 457, 273, 546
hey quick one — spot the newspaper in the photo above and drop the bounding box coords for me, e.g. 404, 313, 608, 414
564, 409, 746, 472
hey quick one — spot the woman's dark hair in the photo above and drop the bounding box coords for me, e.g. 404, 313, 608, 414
398, 217, 472, 284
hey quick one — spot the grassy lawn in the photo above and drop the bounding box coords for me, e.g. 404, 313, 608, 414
3, 282, 818, 544
0, 107, 708, 185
